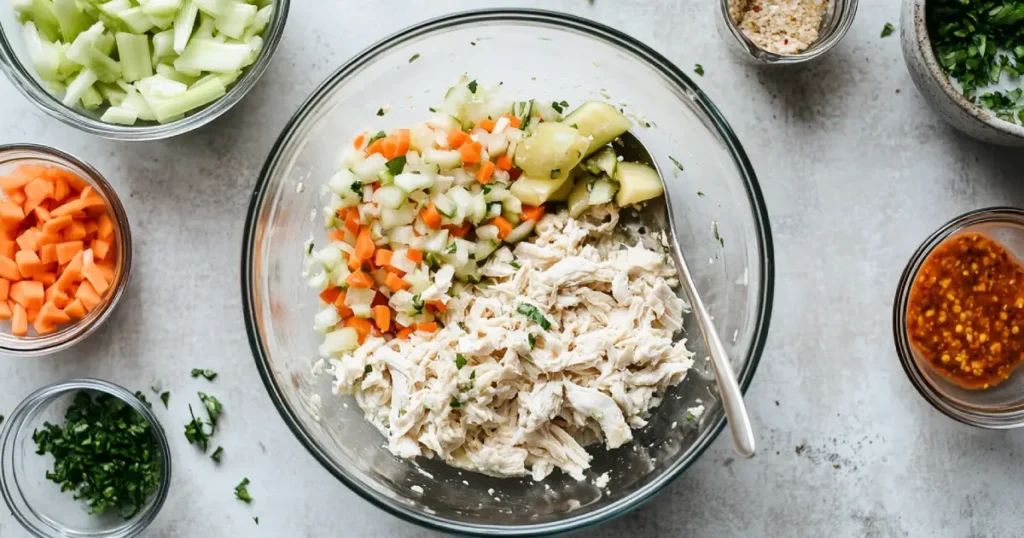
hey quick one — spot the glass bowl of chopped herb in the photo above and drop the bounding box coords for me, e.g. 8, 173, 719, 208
901, 0, 1024, 146
0, 0, 289, 141
717, 0, 859, 64
0, 379, 171, 538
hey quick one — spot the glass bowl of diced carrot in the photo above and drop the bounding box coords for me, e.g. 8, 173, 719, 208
0, 144, 131, 356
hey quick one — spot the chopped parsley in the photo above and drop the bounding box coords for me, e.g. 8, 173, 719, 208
350, 180, 363, 194
516, 303, 551, 330
198, 392, 223, 426
450, 397, 462, 408
31, 391, 162, 519
880, 22, 895, 38
366, 130, 386, 145
408, 53, 420, 63
211, 446, 224, 463
551, 100, 569, 113
713, 220, 724, 248
510, 260, 522, 269
235, 478, 253, 503
528, 333, 536, 349
306, 242, 315, 255
697, 191, 705, 197
364, 365, 372, 374
467, 80, 478, 93
184, 405, 211, 452
669, 156, 684, 172
549, 168, 561, 179
694, 64, 704, 76
160, 391, 170, 408
978, 89, 1024, 123
191, 368, 217, 381
386, 155, 407, 176
254, 517, 260, 525
455, 354, 468, 369
376, 108, 385, 116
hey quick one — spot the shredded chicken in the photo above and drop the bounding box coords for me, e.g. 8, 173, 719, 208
331, 205, 694, 480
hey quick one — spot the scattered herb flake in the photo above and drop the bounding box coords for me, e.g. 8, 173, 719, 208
516, 303, 551, 330
697, 191, 705, 197
191, 368, 217, 381
184, 405, 211, 452
408, 53, 420, 63
366, 130, 386, 145
551, 100, 569, 113
198, 392, 223, 426
713, 220, 724, 248
510, 260, 522, 269
386, 155, 407, 176
160, 391, 170, 408
364, 365, 372, 374
795, 444, 806, 455
549, 168, 561, 179
528, 333, 536, 349
376, 108, 385, 116
450, 397, 462, 408
235, 478, 253, 504
254, 517, 260, 525
694, 63, 705, 76
211, 446, 224, 463
881, 22, 895, 38
350, 180, 363, 194
669, 156, 684, 172
455, 354, 468, 369
467, 80, 478, 93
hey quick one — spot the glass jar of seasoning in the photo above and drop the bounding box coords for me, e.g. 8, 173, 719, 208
894, 207, 1024, 428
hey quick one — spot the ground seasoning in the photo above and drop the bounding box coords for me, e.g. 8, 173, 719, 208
729, 0, 828, 55
907, 233, 1024, 389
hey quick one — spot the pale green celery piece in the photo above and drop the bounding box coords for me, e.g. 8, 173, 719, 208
193, 0, 228, 17
140, 0, 183, 18
241, 4, 271, 41
214, 1, 256, 39
53, 0, 91, 42
95, 28, 115, 55
146, 11, 175, 30
56, 43, 79, 77
67, 23, 122, 82
46, 80, 67, 93
12, 0, 60, 42
22, 21, 61, 81
173, 38, 252, 73
97, 0, 131, 30
148, 75, 225, 121
156, 62, 199, 85
80, 85, 102, 108
151, 29, 175, 60
100, 106, 138, 124
157, 113, 184, 124
215, 69, 240, 86
116, 7, 156, 34
115, 32, 152, 82
97, 81, 128, 106
121, 88, 157, 121
135, 74, 187, 106
172, 0, 199, 53
62, 67, 98, 106
193, 12, 216, 40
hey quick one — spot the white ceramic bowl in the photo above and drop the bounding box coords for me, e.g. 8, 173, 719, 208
901, 0, 1024, 146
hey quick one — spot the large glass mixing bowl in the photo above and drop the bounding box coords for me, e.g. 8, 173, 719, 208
242, 9, 774, 535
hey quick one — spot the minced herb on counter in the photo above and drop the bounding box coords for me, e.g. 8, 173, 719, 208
32, 391, 162, 519
928, 0, 1024, 122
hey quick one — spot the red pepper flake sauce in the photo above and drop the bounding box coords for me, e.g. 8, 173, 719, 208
907, 233, 1024, 389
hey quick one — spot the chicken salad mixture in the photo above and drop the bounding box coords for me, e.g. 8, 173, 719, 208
306, 80, 694, 480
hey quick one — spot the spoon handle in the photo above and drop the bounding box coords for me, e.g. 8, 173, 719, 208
678, 263, 757, 458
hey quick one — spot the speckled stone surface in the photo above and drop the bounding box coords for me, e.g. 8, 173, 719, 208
2, 1, 1023, 537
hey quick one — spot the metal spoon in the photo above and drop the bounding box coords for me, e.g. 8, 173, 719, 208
615, 131, 757, 458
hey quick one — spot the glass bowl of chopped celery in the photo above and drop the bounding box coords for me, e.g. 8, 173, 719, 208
0, 0, 288, 141
242, 9, 774, 536
0, 378, 172, 538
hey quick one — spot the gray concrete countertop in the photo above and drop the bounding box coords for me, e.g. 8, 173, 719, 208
2, 1, 1022, 536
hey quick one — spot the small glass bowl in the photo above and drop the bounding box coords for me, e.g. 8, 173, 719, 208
716, 0, 859, 65
894, 207, 1024, 428
0, 144, 132, 356
0, 2, 289, 141
0, 379, 172, 538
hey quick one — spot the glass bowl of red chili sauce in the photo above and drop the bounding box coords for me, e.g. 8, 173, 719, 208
895, 207, 1024, 428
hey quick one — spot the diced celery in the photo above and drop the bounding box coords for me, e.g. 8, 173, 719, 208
97, 82, 127, 105
215, 70, 241, 86
53, 0, 90, 42
115, 32, 152, 82
67, 22, 122, 82
242, 4, 271, 40
116, 7, 155, 34
136, 73, 187, 103
193, 12, 216, 40
100, 105, 137, 124
80, 85, 102, 108
192, 0, 228, 16
151, 29, 175, 60
214, 0, 255, 39
145, 11, 175, 30
172, 0, 198, 53
156, 62, 198, 85
146, 75, 225, 121
62, 67, 97, 106
394, 173, 435, 193
22, 22, 61, 81
173, 38, 252, 73
140, 0, 183, 18
13, 0, 60, 42
120, 88, 157, 121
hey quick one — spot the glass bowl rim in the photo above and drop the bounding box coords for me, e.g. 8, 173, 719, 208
240, 8, 776, 535
0, 378, 173, 538
0, 0, 291, 141
0, 143, 133, 356
893, 206, 1024, 429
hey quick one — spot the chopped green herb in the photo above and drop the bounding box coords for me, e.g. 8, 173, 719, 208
467, 80, 478, 93
528, 333, 536, 349
350, 180, 364, 194
429, 106, 437, 112
198, 392, 223, 426
881, 22, 895, 38
482, 185, 492, 194
306, 242, 315, 255
510, 260, 522, 269
364, 365, 372, 374
31, 391, 162, 519
376, 108, 386, 117
254, 517, 259, 525
366, 130, 387, 145
669, 156, 684, 172
694, 64, 704, 76
697, 191, 705, 197
516, 303, 551, 330
455, 354, 468, 369
450, 397, 462, 408
713, 221, 724, 248
0, 415, 4, 425
549, 169, 561, 179
550, 100, 569, 113
685, 412, 696, 421
184, 405, 211, 452
160, 392, 170, 408
412, 294, 425, 312
235, 478, 253, 504
409, 53, 420, 63
458, 322, 468, 331
191, 368, 217, 381
386, 155, 407, 176
445, 242, 458, 254
471, 41, 477, 46
211, 446, 224, 463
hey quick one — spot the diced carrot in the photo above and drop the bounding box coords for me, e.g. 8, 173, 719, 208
381, 136, 398, 160
15, 250, 43, 278
97, 214, 114, 240
371, 291, 389, 308
0, 172, 32, 192
96, 261, 115, 283
84, 220, 97, 237
23, 178, 53, 213
345, 270, 374, 289
443, 222, 472, 238
53, 176, 69, 202
33, 272, 55, 286
0, 278, 9, 301
521, 205, 546, 221
366, 137, 386, 156
76, 281, 101, 311
0, 256, 19, 281
374, 248, 393, 268
41, 215, 73, 235
333, 291, 353, 317
16, 229, 38, 253
35, 232, 60, 247
345, 208, 361, 234
62, 221, 87, 241
495, 154, 513, 171
416, 322, 438, 333
81, 263, 109, 295
384, 272, 409, 292
0, 301, 11, 320
327, 229, 345, 242
32, 312, 54, 335
420, 203, 442, 229
0, 202, 24, 227
447, 130, 471, 149
353, 133, 366, 149
90, 239, 110, 260
0, 238, 15, 260
54, 251, 83, 290
55, 241, 84, 265
460, 141, 483, 164
344, 317, 373, 343
406, 248, 423, 264
50, 199, 86, 218
427, 300, 447, 313
394, 129, 411, 157
354, 227, 376, 263
33, 206, 51, 223
478, 118, 497, 132
39, 301, 70, 325
44, 284, 66, 305
397, 327, 414, 340
11, 303, 27, 336
502, 113, 522, 129
64, 298, 86, 319
8, 191, 25, 206
477, 161, 495, 184
319, 286, 342, 304
491, 216, 514, 240
372, 305, 391, 332
39, 244, 56, 264
10, 280, 44, 310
